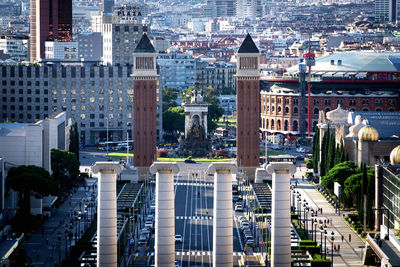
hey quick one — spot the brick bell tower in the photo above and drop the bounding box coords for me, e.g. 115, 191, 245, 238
132, 33, 158, 180
236, 33, 260, 180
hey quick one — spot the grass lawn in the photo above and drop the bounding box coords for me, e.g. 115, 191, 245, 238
107, 152, 233, 162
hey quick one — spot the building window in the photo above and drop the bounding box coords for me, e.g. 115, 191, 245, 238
349, 100, 356, 106
324, 99, 331, 106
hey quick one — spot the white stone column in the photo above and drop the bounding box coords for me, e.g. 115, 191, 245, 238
266, 162, 296, 267
150, 162, 180, 267
92, 162, 123, 267
208, 162, 237, 267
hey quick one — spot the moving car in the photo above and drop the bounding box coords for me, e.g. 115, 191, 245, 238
235, 204, 243, 212
175, 234, 183, 243
184, 159, 196, 163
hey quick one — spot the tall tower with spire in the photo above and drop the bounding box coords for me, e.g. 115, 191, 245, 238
132, 34, 158, 179
236, 34, 260, 179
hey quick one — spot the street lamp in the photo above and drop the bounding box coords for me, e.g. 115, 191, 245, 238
330, 231, 335, 266
57, 232, 62, 267
310, 212, 315, 241
320, 225, 324, 257
314, 218, 318, 241
78, 210, 82, 239
324, 230, 328, 259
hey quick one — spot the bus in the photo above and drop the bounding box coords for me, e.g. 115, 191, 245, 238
232, 181, 239, 195
214, 127, 228, 137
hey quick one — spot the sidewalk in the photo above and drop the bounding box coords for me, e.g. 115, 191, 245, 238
293, 168, 364, 267
24, 178, 97, 267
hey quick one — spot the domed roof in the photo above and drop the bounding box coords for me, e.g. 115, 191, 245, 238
326, 104, 348, 124
346, 115, 366, 138
390, 145, 400, 164
358, 125, 379, 141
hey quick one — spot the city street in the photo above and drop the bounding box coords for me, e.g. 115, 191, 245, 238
174, 162, 246, 267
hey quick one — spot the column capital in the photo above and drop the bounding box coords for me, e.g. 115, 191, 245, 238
265, 162, 296, 175
150, 162, 179, 174
92, 162, 123, 175
208, 162, 237, 175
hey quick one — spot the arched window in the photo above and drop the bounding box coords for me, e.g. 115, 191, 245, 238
293, 120, 298, 131
266, 120, 269, 129
272, 106, 275, 112
284, 120, 289, 131
363, 108, 369, 112
325, 108, 330, 113
293, 106, 298, 114
376, 108, 382, 112
271, 119, 275, 130
277, 120, 281, 130
314, 108, 319, 114
389, 108, 395, 112
285, 106, 289, 114
278, 106, 281, 113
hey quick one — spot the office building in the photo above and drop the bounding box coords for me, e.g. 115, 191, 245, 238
44, 41, 78, 61
103, 6, 150, 65
30, 0, 73, 62
0, 62, 162, 145
0, 35, 29, 62
158, 52, 196, 91
196, 61, 236, 93
77, 32, 103, 61
375, 0, 398, 23
236, 0, 262, 18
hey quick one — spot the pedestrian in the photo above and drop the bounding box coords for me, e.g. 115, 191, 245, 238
341, 235, 344, 243
302, 175, 304, 181
349, 233, 351, 242
324, 219, 326, 227
320, 207, 323, 214
327, 218, 329, 225
338, 244, 340, 253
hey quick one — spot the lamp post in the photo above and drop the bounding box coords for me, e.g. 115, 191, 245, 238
65, 229, 68, 258
330, 231, 335, 266
311, 212, 314, 241
324, 230, 328, 260
78, 210, 82, 239
320, 225, 324, 258
314, 218, 318, 241
303, 205, 308, 234
57, 232, 62, 267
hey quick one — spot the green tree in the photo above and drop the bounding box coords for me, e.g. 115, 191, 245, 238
321, 161, 359, 190
162, 86, 178, 112
162, 107, 185, 133
7, 165, 57, 218
221, 86, 235, 95
343, 172, 362, 208
366, 165, 375, 229
327, 133, 336, 171
69, 122, 79, 159
51, 149, 80, 192
320, 128, 329, 176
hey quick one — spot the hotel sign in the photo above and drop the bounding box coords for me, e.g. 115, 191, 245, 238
113, 6, 142, 23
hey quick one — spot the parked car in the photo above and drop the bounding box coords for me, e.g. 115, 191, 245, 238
296, 147, 306, 153
233, 196, 239, 202
175, 234, 183, 243
235, 204, 243, 212
246, 239, 255, 247
184, 159, 196, 164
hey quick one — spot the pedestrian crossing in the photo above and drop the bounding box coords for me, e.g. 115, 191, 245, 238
174, 182, 213, 186
176, 216, 213, 220
176, 251, 245, 256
